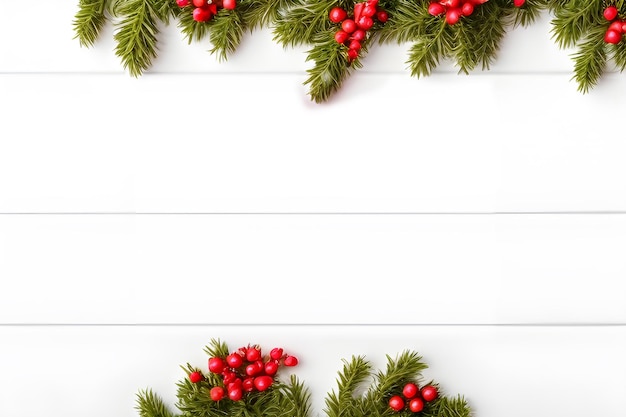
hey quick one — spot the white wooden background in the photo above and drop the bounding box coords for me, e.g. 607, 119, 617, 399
1, 2, 625, 417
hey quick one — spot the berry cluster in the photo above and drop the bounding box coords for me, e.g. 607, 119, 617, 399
388, 383, 439, 413
427, 0, 525, 25
188, 344, 299, 402
329, 1, 389, 62
175, 0, 237, 22
602, 5, 626, 44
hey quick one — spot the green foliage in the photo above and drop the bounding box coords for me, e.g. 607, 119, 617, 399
136, 389, 176, 417
73, 0, 112, 47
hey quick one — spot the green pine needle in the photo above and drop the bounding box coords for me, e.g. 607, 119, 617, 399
113, 0, 165, 77
549, 0, 603, 49
571, 24, 608, 94
209, 10, 245, 62
136, 389, 177, 417
73, 0, 110, 47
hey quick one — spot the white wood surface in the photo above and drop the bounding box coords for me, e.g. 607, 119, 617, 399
0, 3, 625, 417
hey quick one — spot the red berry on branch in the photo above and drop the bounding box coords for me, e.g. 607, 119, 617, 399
342, 19, 357, 33
192, 0, 205, 7
402, 383, 419, 399
513, 0, 525, 7
409, 398, 425, 413
227, 378, 242, 392
440, 0, 460, 7
208, 357, 225, 374
265, 361, 279, 375
242, 377, 255, 392
222, 370, 237, 384
362, 4, 377, 17
609, 20, 623, 33
347, 48, 359, 61
246, 346, 262, 362
428, 3, 445, 16
270, 348, 284, 360
192, 7, 212, 22
222, 0, 236, 10
228, 387, 243, 401
352, 29, 366, 41
376, 10, 389, 22
604, 29, 622, 44
349, 40, 362, 51
210, 386, 225, 401
421, 386, 438, 402
254, 375, 274, 391
284, 355, 299, 366
176, 0, 189, 7
226, 353, 244, 368
357, 16, 374, 30
389, 395, 405, 412
461, 2, 474, 16
189, 371, 203, 383
335, 30, 349, 44
445, 8, 462, 24
604, 6, 618, 21
329, 7, 348, 23
246, 363, 260, 376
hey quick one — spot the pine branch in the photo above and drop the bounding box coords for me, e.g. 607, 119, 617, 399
277, 375, 313, 417
303, 33, 361, 103
136, 389, 177, 417
419, 394, 472, 417
177, 4, 213, 44
324, 356, 372, 417
209, 10, 245, 61
377, 0, 431, 45
512, 0, 549, 27
113, 0, 165, 77
406, 19, 449, 78
610, 41, 626, 72
571, 24, 608, 93
238, 0, 294, 29
550, 0, 603, 49
73, 0, 110, 47
203, 338, 230, 359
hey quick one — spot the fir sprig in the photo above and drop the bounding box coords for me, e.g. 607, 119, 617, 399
73, 0, 112, 47
571, 23, 608, 93
209, 10, 246, 61
136, 389, 176, 417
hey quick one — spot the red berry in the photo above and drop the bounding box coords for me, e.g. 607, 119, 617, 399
609, 20, 623, 33
357, 16, 374, 30
342, 19, 357, 33
242, 377, 255, 392
246, 363, 260, 376
461, 2, 474, 16
222, 0, 236, 10
513, 0, 525, 7
329, 7, 348, 23
176, 0, 189, 6
254, 375, 274, 391
192, 0, 205, 7
421, 386, 438, 402
376, 10, 388, 22
208, 357, 225, 374
402, 383, 419, 399
335, 30, 349, 44
227, 378, 242, 392
349, 40, 362, 51
409, 398, 425, 413
622, 22, 626, 33
246, 347, 262, 362
354, 2, 364, 21
228, 387, 243, 401
362, 4, 377, 17
428, 3, 445, 16
189, 371, 203, 383
604, 6, 618, 21
347, 48, 359, 61
192, 7, 212, 22
226, 353, 244, 368
284, 355, 298, 366
351, 29, 366, 41
605, 29, 622, 44
210, 386, 225, 401
440, 0, 460, 7
265, 361, 279, 375
270, 348, 284, 360
388, 395, 405, 412
445, 8, 461, 24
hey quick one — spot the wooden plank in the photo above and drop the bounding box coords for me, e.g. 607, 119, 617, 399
0, 325, 624, 417
1, 214, 624, 324
1, 73, 625, 213
0, 3, 578, 74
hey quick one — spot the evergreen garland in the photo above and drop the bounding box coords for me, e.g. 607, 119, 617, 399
549, 0, 626, 93
73, 0, 626, 100
135, 339, 471, 417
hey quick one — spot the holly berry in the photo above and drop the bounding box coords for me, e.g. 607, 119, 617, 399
176, 0, 190, 7
210, 386, 225, 401
284, 355, 299, 366
513, 0, 525, 7
402, 383, 419, 399
192, 0, 205, 7
347, 48, 359, 61
228, 387, 243, 401
342, 19, 357, 33
242, 377, 255, 392
388, 395, 405, 412
376, 10, 388, 22
329, 7, 348, 23
265, 361, 279, 375
270, 348, 284, 360
254, 375, 274, 391
604, 5, 619, 21
226, 353, 244, 368
246, 363, 261, 376
604, 29, 622, 44
445, 8, 461, 25
208, 357, 225, 374
192, 7, 212, 22
421, 385, 438, 402
428, 2, 445, 16
335, 30, 349, 43
357, 16, 374, 30
409, 398, 425, 413
222, 0, 236, 10
461, 2, 474, 16
189, 371, 203, 383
